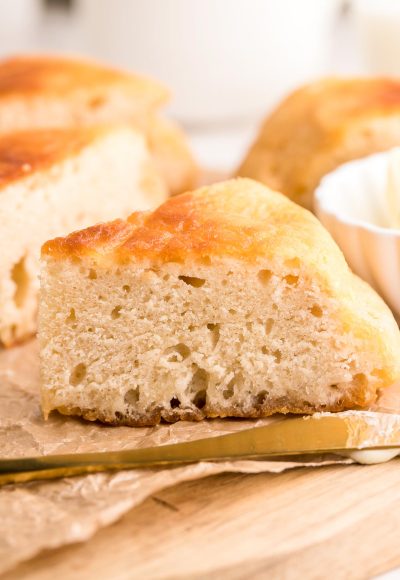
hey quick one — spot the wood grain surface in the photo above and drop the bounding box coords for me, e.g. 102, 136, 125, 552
4, 459, 400, 579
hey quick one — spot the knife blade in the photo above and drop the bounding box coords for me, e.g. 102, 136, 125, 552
1, 412, 399, 485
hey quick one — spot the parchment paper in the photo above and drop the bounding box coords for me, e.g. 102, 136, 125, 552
0, 340, 397, 575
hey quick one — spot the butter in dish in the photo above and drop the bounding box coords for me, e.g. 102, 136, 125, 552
315, 148, 400, 318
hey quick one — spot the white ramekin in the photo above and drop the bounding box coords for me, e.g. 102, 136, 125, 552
314, 149, 400, 319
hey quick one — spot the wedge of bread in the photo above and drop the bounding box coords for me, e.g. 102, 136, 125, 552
0, 125, 166, 347
238, 78, 400, 209
0, 54, 197, 195
39, 178, 400, 426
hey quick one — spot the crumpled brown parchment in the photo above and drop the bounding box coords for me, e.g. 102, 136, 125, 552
0, 340, 397, 575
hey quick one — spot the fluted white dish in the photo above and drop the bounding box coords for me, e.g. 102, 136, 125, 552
315, 149, 400, 319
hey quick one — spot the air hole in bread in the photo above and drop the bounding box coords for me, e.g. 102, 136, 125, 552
223, 389, 233, 400
258, 269, 272, 286
191, 367, 208, 387
66, 308, 76, 323
273, 349, 282, 363
193, 390, 206, 409
330, 384, 339, 390
124, 387, 140, 405
229, 309, 237, 315
178, 275, 206, 288
261, 346, 268, 354
164, 343, 191, 362
88, 269, 97, 280
284, 274, 299, 286
310, 305, 323, 318
223, 373, 244, 400
256, 390, 268, 405
170, 397, 181, 409
11, 255, 29, 309
122, 285, 131, 293
111, 306, 122, 319
207, 323, 220, 348
265, 318, 274, 334
223, 376, 236, 400
69, 363, 87, 386
188, 366, 209, 408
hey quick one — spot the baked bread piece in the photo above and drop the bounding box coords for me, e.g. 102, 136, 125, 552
238, 78, 400, 209
0, 54, 197, 195
0, 125, 166, 347
40, 178, 400, 426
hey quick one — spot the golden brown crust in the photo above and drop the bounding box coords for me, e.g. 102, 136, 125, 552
43, 218, 136, 259
42, 178, 336, 266
0, 126, 118, 188
237, 78, 400, 208
0, 54, 168, 108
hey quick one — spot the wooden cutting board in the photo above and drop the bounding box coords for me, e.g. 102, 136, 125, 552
4, 459, 400, 579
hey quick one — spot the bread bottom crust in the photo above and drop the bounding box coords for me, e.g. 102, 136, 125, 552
50, 385, 375, 427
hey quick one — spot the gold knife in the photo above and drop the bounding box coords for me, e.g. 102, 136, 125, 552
1, 412, 399, 485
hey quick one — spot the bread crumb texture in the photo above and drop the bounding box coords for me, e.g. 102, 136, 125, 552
40, 178, 400, 425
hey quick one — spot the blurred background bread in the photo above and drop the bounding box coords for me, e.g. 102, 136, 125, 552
0, 54, 197, 195
40, 179, 400, 426
2, 1, 400, 174
0, 125, 166, 347
237, 78, 400, 209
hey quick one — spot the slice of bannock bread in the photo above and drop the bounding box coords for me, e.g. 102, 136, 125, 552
0, 54, 197, 195
0, 125, 166, 347
39, 178, 400, 426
